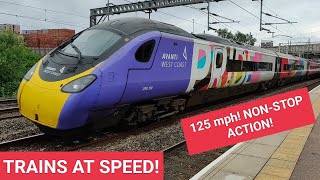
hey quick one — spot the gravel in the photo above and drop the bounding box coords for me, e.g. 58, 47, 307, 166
0, 112, 21, 119
0, 103, 18, 109
80, 121, 185, 152
0, 117, 41, 143
0, 121, 184, 151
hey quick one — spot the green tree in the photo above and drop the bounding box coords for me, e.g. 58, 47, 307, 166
0, 31, 42, 97
216, 29, 234, 40
245, 33, 257, 46
217, 28, 257, 46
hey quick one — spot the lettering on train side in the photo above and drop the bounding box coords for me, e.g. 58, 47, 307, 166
44, 66, 61, 76
46, 67, 56, 71
162, 53, 179, 60
160, 52, 187, 68
161, 61, 187, 68
183, 46, 188, 60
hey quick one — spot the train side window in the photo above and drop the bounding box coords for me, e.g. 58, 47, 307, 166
242, 61, 255, 71
257, 62, 272, 71
284, 64, 293, 70
285, 64, 294, 71
216, 52, 223, 68
227, 59, 242, 72
135, 40, 156, 63
284, 64, 289, 70
294, 65, 304, 70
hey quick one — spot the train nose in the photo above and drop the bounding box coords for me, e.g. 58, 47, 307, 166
18, 60, 102, 130
19, 80, 70, 128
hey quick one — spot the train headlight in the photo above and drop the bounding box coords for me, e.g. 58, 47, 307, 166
23, 63, 38, 81
61, 75, 97, 93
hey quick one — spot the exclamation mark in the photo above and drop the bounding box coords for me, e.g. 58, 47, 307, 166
269, 118, 274, 127
155, 160, 159, 173
237, 111, 241, 121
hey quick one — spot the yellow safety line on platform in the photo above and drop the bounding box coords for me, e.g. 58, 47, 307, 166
255, 88, 320, 180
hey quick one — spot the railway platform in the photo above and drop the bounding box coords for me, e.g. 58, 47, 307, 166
191, 85, 320, 180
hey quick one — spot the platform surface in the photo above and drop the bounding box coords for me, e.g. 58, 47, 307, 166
191, 86, 320, 180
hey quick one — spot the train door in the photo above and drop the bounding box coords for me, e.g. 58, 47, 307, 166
120, 34, 194, 104
208, 47, 227, 88
120, 36, 161, 104
306, 61, 310, 76
273, 56, 281, 80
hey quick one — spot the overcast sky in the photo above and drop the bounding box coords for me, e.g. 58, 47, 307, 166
0, 0, 319, 46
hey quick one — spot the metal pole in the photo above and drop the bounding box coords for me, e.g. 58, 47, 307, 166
136, 0, 138, 16
260, 0, 263, 31
207, 2, 210, 32
149, 0, 151, 19
193, 19, 195, 33
279, 43, 281, 53
107, 0, 110, 21
307, 38, 310, 59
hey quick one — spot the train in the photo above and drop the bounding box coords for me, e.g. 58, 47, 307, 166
17, 17, 320, 134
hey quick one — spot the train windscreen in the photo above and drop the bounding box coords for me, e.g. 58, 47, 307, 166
61, 29, 122, 57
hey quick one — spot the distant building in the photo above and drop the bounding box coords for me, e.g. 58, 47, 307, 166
0, 24, 20, 34
264, 43, 320, 59
261, 40, 274, 48
22, 29, 75, 55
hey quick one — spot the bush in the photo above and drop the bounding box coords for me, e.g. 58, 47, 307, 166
0, 31, 42, 97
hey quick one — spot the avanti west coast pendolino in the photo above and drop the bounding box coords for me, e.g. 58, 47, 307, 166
17, 17, 320, 134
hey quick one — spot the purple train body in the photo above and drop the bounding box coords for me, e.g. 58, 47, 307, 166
18, 17, 320, 133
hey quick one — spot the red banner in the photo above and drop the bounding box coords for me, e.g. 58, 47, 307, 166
0, 152, 163, 180
181, 88, 316, 155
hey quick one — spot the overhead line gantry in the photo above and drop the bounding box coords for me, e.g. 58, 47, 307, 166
90, 0, 224, 27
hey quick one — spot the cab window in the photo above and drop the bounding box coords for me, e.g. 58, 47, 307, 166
216, 52, 223, 68
61, 29, 121, 57
135, 40, 156, 63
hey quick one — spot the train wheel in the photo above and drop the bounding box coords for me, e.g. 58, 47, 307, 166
259, 82, 270, 91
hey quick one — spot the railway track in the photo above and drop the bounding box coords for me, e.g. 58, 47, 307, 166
0, 99, 17, 105
0, 107, 21, 120
0, 107, 19, 114
0, 116, 181, 151
0, 98, 21, 120
0, 133, 46, 150
66, 116, 188, 151
163, 140, 231, 180
0, 99, 18, 109
0, 79, 319, 152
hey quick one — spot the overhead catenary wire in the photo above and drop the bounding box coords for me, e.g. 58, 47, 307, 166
252, 0, 307, 39
0, 12, 88, 28
156, 10, 209, 29
228, 0, 299, 42
184, 5, 240, 33
110, 0, 257, 38
122, 0, 209, 30
0, 0, 88, 19
256, 0, 308, 40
